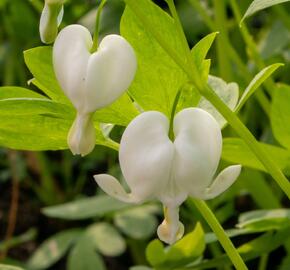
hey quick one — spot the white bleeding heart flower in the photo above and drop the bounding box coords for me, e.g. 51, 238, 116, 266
53, 24, 137, 156
40, 0, 65, 44
94, 108, 241, 244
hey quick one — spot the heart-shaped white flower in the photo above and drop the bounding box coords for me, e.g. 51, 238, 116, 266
94, 108, 241, 244
39, 0, 65, 44
53, 24, 137, 156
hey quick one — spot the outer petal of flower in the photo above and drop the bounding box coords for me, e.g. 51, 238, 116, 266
85, 34, 137, 112
202, 165, 242, 200
173, 108, 222, 197
119, 111, 175, 202
94, 174, 141, 203
53, 25, 92, 112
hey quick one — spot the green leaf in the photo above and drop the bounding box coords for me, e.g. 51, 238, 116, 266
27, 229, 81, 270
42, 195, 130, 220
24, 47, 68, 104
237, 209, 290, 230
146, 239, 166, 266
129, 267, 152, 270
236, 63, 283, 111
272, 84, 290, 150
164, 222, 205, 267
0, 265, 23, 270
222, 138, 290, 174
67, 235, 105, 270
121, 0, 187, 117
114, 205, 158, 239
199, 76, 239, 127
0, 86, 46, 100
242, 0, 290, 22
86, 222, 126, 256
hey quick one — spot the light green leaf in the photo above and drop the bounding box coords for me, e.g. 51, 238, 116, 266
0, 86, 46, 100
199, 76, 239, 127
236, 63, 283, 111
129, 266, 152, 270
114, 205, 158, 239
86, 222, 126, 257
237, 209, 290, 230
67, 235, 105, 270
271, 84, 290, 150
242, 0, 290, 22
0, 265, 23, 270
146, 239, 166, 266
24, 47, 68, 104
42, 195, 130, 220
121, 0, 186, 117
222, 138, 290, 174
165, 222, 205, 267
27, 229, 81, 270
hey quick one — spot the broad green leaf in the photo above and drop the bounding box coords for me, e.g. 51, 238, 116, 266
164, 223, 205, 267
114, 205, 158, 239
272, 84, 290, 150
237, 209, 290, 230
242, 0, 290, 22
67, 235, 105, 270
27, 229, 81, 270
0, 265, 23, 270
130, 267, 152, 270
24, 46, 138, 126
42, 195, 130, 220
199, 76, 239, 127
0, 98, 73, 118
121, 1, 186, 117
146, 240, 166, 266
236, 63, 283, 111
86, 222, 126, 256
0, 86, 46, 100
222, 138, 290, 174
24, 47, 68, 104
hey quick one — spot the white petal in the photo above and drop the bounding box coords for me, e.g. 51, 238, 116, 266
157, 206, 184, 245
53, 25, 92, 112
94, 174, 140, 203
119, 111, 174, 202
202, 165, 241, 200
173, 108, 222, 197
67, 113, 95, 156
39, 3, 64, 44
84, 34, 137, 111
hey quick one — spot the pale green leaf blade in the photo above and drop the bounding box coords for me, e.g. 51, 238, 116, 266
24, 46, 68, 104
236, 63, 283, 111
199, 76, 239, 127
121, 1, 187, 117
0, 86, 46, 100
67, 235, 105, 270
86, 222, 126, 257
0, 265, 23, 270
27, 229, 81, 270
271, 84, 290, 150
130, 267, 152, 270
146, 239, 166, 266
222, 138, 290, 174
42, 195, 130, 220
242, 0, 290, 22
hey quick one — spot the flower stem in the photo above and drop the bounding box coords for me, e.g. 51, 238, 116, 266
169, 89, 181, 141
91, 0, 107, 53
124, 0, 290, 200
190, 198, 248, 270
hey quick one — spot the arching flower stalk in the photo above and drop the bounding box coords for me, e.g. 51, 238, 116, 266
39, 0, 65, 44
53, 24, 137, 156
95, 108, 241, 244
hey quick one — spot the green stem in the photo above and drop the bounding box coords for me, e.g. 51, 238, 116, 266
91, 0, 107, 53
123, 0, 290, 198
191, 199, 248, 270
213, 0, 232, 81
258, 254, 269, 270
169, 89, 182, 141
